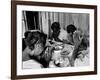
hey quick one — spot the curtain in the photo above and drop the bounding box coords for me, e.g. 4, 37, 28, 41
38, 12, 89, 37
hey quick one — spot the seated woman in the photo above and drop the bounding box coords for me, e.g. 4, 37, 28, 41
60, 24, 77, 45
22, 30, 52, 68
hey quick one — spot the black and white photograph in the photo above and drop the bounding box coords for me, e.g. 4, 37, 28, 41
11, 1, 97, 79
22, 11, 90, 69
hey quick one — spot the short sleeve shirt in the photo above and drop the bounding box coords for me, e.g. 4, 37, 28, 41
58, 29, 69, 41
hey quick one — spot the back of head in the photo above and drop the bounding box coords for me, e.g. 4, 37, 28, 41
51, 22, 60, 31
66, 24, 77, 33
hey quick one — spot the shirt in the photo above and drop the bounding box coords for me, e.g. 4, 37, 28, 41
58, 29, 68, 41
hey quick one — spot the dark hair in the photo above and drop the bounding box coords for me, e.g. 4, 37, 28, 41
24, 31, 47, 50
51, 22, 60, 31
66, 24, 77, 33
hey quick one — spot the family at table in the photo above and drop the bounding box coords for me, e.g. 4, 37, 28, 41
22, 22, 89, 69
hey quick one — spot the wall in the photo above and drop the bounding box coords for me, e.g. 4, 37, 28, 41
0, 0, 100, 80
22, 11, 89, 37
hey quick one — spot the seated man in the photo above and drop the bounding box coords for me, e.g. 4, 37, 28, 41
22, 30, 51, 68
